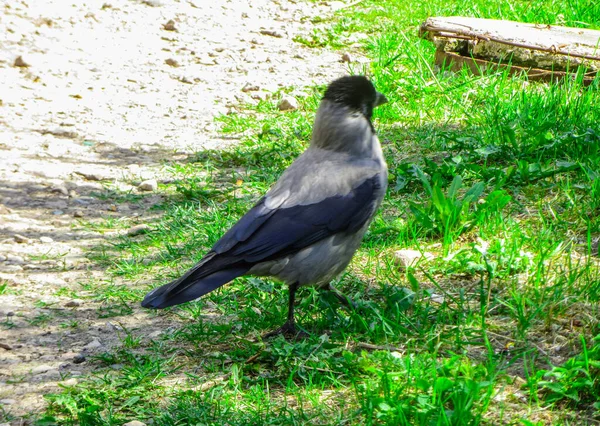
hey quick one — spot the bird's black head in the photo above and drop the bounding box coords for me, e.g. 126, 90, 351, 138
323, 75, 387, 120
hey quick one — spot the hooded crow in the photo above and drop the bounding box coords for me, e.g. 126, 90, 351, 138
142, 75, 388, 337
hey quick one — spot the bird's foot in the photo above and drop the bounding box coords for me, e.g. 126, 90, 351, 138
262, 321, 308, 340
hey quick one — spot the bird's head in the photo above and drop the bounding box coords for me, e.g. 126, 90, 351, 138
310, 76, 387, 155
323, 75, 387, 121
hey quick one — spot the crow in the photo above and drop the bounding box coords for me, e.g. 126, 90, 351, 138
142, 75, 388, 337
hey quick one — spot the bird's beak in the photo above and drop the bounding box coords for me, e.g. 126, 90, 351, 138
374, 92, 388, 107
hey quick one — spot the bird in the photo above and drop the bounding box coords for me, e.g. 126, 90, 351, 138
142, 75, 388, 337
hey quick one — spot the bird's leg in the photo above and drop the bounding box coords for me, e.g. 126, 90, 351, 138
325, 283, 356, 310
263, 282, 306, 339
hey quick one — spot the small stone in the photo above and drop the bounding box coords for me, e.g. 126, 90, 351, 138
104, 321, 123, 332
341, 52, 353, 63
0, 399, 16, 405
0, 204, 11, 214
0, 255, 6, 262
429, 293, 445, 304
40, 236, 54, 243
51, 183, 69, 195
148, 330, 162, 338
6, 254, 24, 264
138, 179, 158, 192
64, 300, 82, 308
32, 364, 54, 375
73, 354, 86, 364
141, 0, 162, 5
42, 127, 79, 139
23, 264, 41, 270
60, 377, 79, 386
165, 58, 180, 67
53, 210, 64, 215
126, 224, 151, 236
394, 249, 434, 270
241, 83, 259, 92
0, 342, 12, 350
74, 210, 84, 218
278, 96, 298, 111
260, 29, 283, 38
14, 55, 30, 68
3, 265, 22, 271
13, 234, 31, 244
83, 338, 102, 352
162, 19, 177, 31
123, 421, 147, 426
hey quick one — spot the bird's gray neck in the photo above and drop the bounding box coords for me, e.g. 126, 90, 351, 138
310, 100, 380, 159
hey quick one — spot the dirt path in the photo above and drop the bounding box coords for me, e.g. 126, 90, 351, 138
0, 0, 361, 420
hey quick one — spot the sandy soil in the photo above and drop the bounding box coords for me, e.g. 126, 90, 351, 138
0, 0, 362, 420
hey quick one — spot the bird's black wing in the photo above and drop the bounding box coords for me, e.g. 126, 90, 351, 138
213, 174, 382, 262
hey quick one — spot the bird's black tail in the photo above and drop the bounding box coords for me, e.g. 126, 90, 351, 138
141, 258, 250, 309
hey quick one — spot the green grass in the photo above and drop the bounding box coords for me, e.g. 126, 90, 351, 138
35, 0, 600, 425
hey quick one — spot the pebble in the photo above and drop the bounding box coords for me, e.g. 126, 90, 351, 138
73, 354, 86, 364
40, 236, 54, 243
138, 179, 158, 192
13, 234, 31, 244
53, 210, 64, 215
278, 95, 298, 111
83, 338, 102, 352
51, 183, 69, 195
14, 55, 30, 67
74, 210, 84, 218
123, 421, 147, 426
0, 399, 16, 405
23, 264, 41, 270
3, 265, 22, 271
260, 29, 283, 38
64, 299, 82, 308
0, 204, 11, 214
31, 364, 54, 375
141, 0, 161, 6
60, 377, 79, 386
6, 254, 24, 264
162, 19, 177, 31
126, 224, 151, 236
0, 255, 5, 262
341, 52, 353, 63
165, 58, 180, 67
394, 249, 434, 270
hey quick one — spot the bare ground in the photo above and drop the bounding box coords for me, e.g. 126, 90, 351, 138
0, 0, 363, 420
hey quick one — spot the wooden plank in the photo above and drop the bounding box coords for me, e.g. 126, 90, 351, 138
420, 17, 600, 82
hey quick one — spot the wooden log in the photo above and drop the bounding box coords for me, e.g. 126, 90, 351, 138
420, 16, 600, 84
